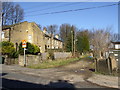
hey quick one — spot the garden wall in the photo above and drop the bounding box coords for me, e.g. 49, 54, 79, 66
54, 52, 72, 59
19, 52, 72, 66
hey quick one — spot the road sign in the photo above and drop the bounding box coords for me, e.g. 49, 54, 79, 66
22, 40, 26, 48
22, 40, 27, 67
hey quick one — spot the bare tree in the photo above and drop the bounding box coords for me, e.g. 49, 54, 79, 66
59, 24, 78, 52
46, 25, 58, 49
14, 4, 24, 24
90, 28, 111, 58
47, 24, 58, 35
2, 2, 24, 26
59, 24, 71, 42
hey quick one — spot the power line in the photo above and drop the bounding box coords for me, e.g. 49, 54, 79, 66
25, 2, 61, 11
25, 2, 83, 13
25, 3, 118, 17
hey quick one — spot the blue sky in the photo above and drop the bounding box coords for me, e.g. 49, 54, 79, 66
15, 2, 118, 33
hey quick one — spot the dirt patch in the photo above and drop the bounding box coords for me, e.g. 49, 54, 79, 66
57, 59, 94, 79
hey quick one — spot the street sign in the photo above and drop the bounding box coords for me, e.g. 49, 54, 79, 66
22, 40, 26, 48
22, 40, 27, 67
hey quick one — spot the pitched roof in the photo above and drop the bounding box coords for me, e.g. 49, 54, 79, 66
111, 40, 120, 44
2, 21, 28, 30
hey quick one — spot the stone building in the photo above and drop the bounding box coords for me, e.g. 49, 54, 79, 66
43, 29, 63, 50
2, 21, 63, 53
110, 41, 120, 61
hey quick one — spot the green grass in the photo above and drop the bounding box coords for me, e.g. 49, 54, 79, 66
28, 57, 80, 69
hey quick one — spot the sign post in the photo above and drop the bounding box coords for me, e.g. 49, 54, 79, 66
22, 40, 27, 67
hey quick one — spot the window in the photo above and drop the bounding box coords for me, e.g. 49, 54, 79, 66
52, 46, 54, 49
28, 35, 32, 43
115, 44, 120, 49
2, 32, 4, 39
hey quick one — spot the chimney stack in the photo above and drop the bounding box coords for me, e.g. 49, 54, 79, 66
55, 34, 59, 39
43, 27, 47, 34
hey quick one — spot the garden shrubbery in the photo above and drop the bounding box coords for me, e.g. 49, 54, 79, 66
0, 41, 18, 58
19, 42, 40, 55
0, 41, 40, 58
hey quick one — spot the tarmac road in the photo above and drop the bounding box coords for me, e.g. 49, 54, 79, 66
1, 59, 117, 89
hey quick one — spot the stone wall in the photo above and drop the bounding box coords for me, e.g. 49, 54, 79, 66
40, 52, 72, 60
54, 52, 72, 59
4, 58, 18, 65
19, 54, 42, 66
19, 52, 72, 66
41, 53, 47, 60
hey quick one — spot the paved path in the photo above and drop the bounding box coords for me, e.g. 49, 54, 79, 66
1, 59, 119, 89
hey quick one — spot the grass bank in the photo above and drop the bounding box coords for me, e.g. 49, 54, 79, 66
28, 57, 80, 69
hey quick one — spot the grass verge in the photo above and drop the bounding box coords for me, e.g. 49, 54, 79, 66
27, 57, 80, 69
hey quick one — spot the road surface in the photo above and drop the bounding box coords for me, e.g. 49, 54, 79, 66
1, 59, 111, 89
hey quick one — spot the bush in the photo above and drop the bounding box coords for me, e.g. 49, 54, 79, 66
33, 44, 40, 54
0, 41, 17, 58
11, 51, 19, 58
19, 42, 40, 55
47, 50, 55, 60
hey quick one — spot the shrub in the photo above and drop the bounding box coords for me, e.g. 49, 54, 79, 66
47, 50, 55, 60
19, 42, 40, 55
33, 44, 40, 54
0, 41, 17, 58
11, 51, 19, 58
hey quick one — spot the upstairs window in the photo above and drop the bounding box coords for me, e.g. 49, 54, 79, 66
2, 32, 5, 39
28, 35, 32, 43
115, 44, 120, 49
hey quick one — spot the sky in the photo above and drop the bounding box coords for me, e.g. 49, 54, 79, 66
14, 2, 118, 33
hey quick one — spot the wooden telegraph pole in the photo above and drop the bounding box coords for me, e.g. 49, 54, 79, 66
71, 30, 74, 56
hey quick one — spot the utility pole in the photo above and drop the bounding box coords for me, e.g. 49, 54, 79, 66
71, 30, 74, 56
74, 38, 77, 57
74, 40, 75, 56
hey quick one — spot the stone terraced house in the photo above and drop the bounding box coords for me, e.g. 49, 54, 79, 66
2, 21, 63, 53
